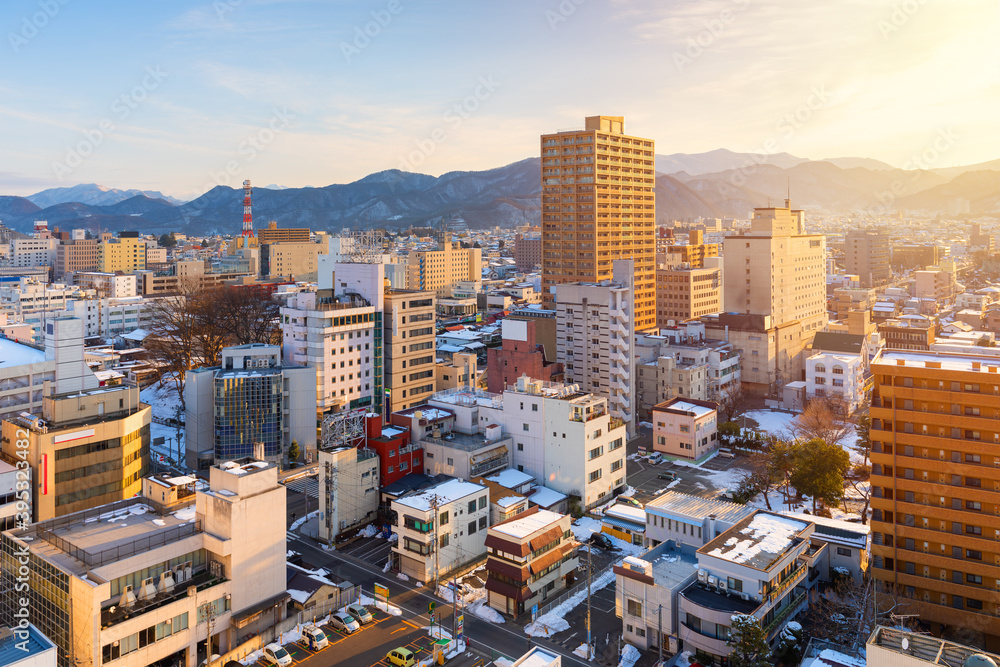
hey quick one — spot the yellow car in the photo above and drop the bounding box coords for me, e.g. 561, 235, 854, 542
386, 647, 415, 667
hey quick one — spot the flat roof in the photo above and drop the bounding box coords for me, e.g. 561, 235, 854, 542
0, 337, 45, 368
485, 468, 533, 489
702, 511, 809, 571
658, 399, 715, 418
875, 350, 1000, 373
491, 509, 564, 539
394, 478, 485, 512
0, 623, 56, 663
526, 485, 566, 508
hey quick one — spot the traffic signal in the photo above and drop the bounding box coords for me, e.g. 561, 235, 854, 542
428, 602, 435, 613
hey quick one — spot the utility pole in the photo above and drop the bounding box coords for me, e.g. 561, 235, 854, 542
432, 495, 440, 592
657, 604, 663, 666
586, 543, 592, 658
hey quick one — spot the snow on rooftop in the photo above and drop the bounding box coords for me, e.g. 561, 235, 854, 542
663, 400, 714, 417
492, 509, 564, 539
395, 478, 485, 511
527, 485, 567, 508
605, 504, 646, 523
516, 649, 558, 667
496, 495, 526, 508
0, 338, 45, 368
164, 475, 196, 486
876, 350, 1000, 372
486, 468, 533, 489
706, 512, 808, 568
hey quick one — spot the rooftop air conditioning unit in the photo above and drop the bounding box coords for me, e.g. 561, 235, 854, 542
136, 577, 157, 602
697, 570, 708, 583
119, 585, 136, 608
156, 571, 175, 594
707, 575, 718, 589
719, 579, 728, 593
740, 592, 750, 601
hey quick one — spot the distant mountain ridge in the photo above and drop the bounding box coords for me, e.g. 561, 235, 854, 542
28, 183, 185, 207
2, 151, 998, 236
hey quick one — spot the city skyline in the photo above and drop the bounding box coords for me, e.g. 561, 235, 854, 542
1, 0, 998, 199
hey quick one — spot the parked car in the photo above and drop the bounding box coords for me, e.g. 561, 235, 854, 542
590, 532, 614, 550
262, 644, 292, 667
646, 452, 663, 464
617, 496, 643, 508
345, 603, 373, 625
329, 610, 360, 634
717, 448, 736, 459
300, 624, 328, 650
657, 471, 678, 481
387, 647, 416, 667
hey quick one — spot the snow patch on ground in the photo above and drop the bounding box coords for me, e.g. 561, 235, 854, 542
290, 510, 319, 531
524, 569, 616, 637
358, 593, 402, 616
574, 643, 592, 659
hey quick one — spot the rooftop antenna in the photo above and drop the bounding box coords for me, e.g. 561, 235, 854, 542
785, 177, 791, 209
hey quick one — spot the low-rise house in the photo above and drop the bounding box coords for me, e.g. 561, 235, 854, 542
651, 398, 719, 460
485, 508, 578, 617
390, 477, 489, 582
602, 503, 647, 546
781, 512, 870, 585
644, 492, 754, 549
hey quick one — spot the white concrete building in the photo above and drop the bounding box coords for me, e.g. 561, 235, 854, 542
805, 351, 866, 412
554, 259, 636, 435
318, 445, 379, 541
0, 460, 288, 667
8, 237, 57, 268
391, 477, 490, 582
281, 286, 381, 414
0, 317, 99, 424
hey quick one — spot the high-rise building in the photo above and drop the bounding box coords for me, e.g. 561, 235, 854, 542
845, 228, 891, 288
555, 259, 636, 434
513, 232, 542, 273
869, 350, 1000, 644
540, 115, 656, 330
661, 229, 719, 268
55, 235, 99, 278
257, 220, 311, 244
383, 289, 436, 412
721, 202, 827, 391
99, 232, 146, 273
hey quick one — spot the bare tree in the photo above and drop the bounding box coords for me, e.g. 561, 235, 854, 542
145, 293, 198, 411
718, 381, 755, 423
214, 286, 281, 347
788, 397, 854, 447
845, 463, 872, 525
799, 573, 900, 646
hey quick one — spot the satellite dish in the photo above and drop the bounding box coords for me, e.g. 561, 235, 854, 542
902, 638, 909, 651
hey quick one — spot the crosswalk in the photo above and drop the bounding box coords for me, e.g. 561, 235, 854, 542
284, 476, 319, 499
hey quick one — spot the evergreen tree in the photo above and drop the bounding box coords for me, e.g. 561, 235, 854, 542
287, 439, 301, 464
727, 614, 771, 667
789, 438, 851, 512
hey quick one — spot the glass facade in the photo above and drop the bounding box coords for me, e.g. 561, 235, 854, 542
214, 372, 282, 460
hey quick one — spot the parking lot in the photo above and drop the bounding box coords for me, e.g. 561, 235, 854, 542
249, 608, 485, 667
625, 445, 748, 506
337, 535, 396, 570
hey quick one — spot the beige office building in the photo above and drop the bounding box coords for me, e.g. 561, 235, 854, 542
722, 203, 827, 391
404, 242, 482, 296
655, 264, 721, 326
261, 241, 327, 281
384, 290, 436, 412
56, 237, 100, 278
99, 233, 146, 274
0, 459, 288, 667
0, 385, 150, 522
540, 115, 656, 330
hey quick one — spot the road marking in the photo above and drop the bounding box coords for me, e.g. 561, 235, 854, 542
402, 620, 421, 630
391, 627, 407, 634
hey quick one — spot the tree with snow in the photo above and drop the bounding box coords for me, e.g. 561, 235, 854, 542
789, 438, 851, 512
727, 614, 771, 667
775, 621, 804, 665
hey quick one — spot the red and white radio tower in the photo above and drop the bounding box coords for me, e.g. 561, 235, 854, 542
241, 179, 255, 237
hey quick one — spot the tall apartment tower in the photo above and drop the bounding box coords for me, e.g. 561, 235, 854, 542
383, 289, 436, 412
722, 202, 827, 390
555, 259, 636, 435
540, 116, 656, 330
845, 228, 891, 288
869, 350, 1000, 644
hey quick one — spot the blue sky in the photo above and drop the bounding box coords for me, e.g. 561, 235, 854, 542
1, 0, 998, 199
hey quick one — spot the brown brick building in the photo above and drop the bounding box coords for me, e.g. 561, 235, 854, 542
486, 319, 563, 394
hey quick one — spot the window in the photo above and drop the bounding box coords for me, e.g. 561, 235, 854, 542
468, 520, 477, 535
626, 598, 642, 617
836, 547, 852, 557
966, 549, 983, 560
440, 533, 450, 548
468, 500, 476, 514
478, 516, 486, 531
523, 423, 529, 431
727, 577, 743, 592
440, 511, 449, 526
588, 469, 602, 482
967, 573, 983, 585
479, 496, 487, 509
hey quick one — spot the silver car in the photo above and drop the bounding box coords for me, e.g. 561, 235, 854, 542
329, 610, 360, 634
346, 603, 373, 625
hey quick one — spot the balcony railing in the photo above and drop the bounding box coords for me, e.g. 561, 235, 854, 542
762, 591, 806, 636
100, 567, 226, 630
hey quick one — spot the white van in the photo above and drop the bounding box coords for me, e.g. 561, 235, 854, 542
717, 448, 735, 459
647, 452, 663, 464
301, 624, 329, 650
